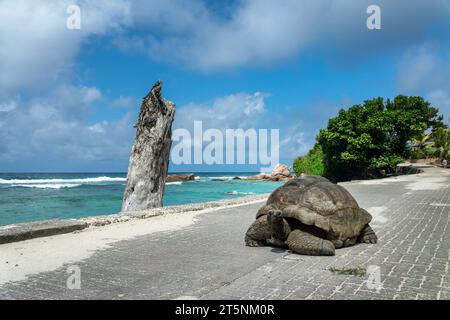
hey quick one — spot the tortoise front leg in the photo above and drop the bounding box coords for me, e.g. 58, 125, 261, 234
245, 215, 271, 247
286, 229, 335, 256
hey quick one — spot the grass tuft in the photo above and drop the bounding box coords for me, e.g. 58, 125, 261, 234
328, 266, 366, 277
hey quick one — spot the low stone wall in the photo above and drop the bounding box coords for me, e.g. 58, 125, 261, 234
0, 220, 88, 245
395, 164, 424, 175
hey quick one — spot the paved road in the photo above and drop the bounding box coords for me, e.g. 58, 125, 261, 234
1, 167, 449, 300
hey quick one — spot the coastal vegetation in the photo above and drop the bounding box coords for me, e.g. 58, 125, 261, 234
293, 145, 325, 176
432, 127, 450, 159
294, 95, 446, 181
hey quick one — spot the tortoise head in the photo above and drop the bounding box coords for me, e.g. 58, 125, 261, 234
267, 209, 283, 224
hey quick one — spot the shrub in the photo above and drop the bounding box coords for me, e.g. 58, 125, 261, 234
433, 127, 450, 159
411, 147, 440, 159
368, 155, 404, 172
410, 149, 425, 160
424, 147, 440, 158
293, 145, 325, 176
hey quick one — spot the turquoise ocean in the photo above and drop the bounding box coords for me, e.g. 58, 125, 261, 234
0, 173, 283, 227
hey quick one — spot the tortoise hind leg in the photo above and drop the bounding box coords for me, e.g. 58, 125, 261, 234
358, 224, 377, 244
286, 229, 335, 256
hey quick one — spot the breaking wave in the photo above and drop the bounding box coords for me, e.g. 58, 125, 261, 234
0, 176, 126, 185
225, 190, 256, 195
208, 176, 248, 181
166, 181, 183, 185
13, 184, 82, 189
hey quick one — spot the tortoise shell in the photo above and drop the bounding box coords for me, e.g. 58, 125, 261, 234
258, 176, 372, 242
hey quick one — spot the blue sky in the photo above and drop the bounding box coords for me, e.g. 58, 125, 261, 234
0, 0, 450, 172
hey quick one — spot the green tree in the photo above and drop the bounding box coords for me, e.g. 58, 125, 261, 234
316, 96, 443, 181
385, 96, 443, 157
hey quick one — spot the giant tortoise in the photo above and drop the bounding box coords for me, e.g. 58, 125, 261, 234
245, 176, 377, 255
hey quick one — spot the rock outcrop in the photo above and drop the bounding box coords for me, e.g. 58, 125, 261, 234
122, 80, 176, 212
243, 164, 293, 181
244, 173, 271, 181
166, 173, 195, 182
271, 164, 291, 179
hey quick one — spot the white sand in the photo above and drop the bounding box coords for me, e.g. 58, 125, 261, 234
0, 198, 266, 285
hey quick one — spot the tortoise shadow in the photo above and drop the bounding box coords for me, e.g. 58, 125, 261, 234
269, 246, 289, 254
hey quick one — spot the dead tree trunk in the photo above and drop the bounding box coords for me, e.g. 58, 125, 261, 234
122, 80, 175, 211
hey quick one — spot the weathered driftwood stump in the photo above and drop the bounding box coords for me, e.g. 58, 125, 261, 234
122, 80, 176, 211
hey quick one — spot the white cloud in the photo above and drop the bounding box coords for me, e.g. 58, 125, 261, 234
173, 92, 342, 164
81, 87, 102, 104
0, 86, 135, 170
0, 0, 130, 96
279, 126, 310, 162
397, 45, 450, 120
111, 96, 137, 108
174, 92, 269, 130
2, 0, 449, 93
88, 121, 108, 134
119, 0, 319, 70
117, 0, 450, 71
0, 100, 17, 113
0, 1, 134, 170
